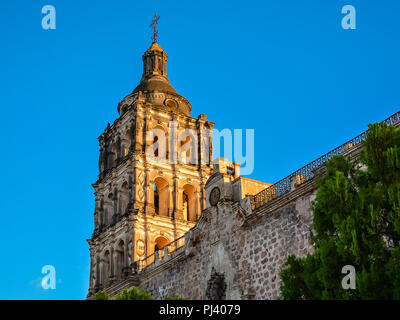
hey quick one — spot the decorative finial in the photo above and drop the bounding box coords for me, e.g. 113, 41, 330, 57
150, 13, 160, 43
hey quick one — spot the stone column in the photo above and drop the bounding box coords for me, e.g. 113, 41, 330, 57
168, 186, 174, 217
144, 166, 150, 214
195, 190, 201, 220
110, 247, 115, 280
113, 188, 118, 222
88, 249, 94, 291
124, 236, 128, 267
175, 185, 184, 220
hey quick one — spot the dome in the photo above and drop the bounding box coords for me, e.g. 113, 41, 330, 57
132, 78, 177, 95
132, 42, 178, 94
146, 41, 164, 52
128, 41, 192, 116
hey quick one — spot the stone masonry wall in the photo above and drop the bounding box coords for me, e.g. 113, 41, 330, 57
134, 188, 316, 300
101, 115, 400, 299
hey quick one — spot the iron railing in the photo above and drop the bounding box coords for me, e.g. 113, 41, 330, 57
251, 110, 400, 210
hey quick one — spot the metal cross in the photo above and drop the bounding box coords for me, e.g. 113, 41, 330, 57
150, 13, 160, 43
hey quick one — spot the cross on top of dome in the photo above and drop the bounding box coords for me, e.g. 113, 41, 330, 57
150, 13, 160, 43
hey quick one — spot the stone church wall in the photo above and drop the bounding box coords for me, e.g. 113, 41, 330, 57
99, 116, 400, 300
134, 185, 316, 300
99, 128, 372, 300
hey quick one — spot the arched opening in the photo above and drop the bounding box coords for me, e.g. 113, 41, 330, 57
110, 143, 118, 168
101, 250, 110, 286
154, 177, 169, 217
183, 191, 188, 220
122, 129, 131, 157
99, 150, 105, 173
148, 125, 167, 159
119, 182, 129, 215
115, 240, 125, 280
107, 146, 114, 169
178, 130, 197, 165
99, 199, 105, 229
153, 135, 159, 157
183, 184, 197, 222
154, 184, 159, 212
154, 236, 169, 260
94, 256, 100, 289
154, 236, 169, 251
116, 138, 121, 160
206, 269, 227, 300
104, 193, 113, 226
180, 135, 191, 164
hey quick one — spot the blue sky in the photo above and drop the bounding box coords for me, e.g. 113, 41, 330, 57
0, 0, 399, 299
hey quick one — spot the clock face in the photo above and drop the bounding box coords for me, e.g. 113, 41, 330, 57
209, 187, 221, 206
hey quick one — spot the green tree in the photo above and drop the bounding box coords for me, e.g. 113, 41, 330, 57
115, 287, 154, 300
90, 290, 110, 300
90, 287, 154, 300
280, 122, 400, 299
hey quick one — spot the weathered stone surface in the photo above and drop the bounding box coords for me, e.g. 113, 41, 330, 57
122, 187, 316, 300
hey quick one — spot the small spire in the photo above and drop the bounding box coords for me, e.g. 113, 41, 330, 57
150, 13, 160, 43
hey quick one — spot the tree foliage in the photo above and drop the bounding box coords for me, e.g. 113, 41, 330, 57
280, 122, 400, 299
115, 287, 154, 300
90, 287, 154, 300
90, 290, 110, 300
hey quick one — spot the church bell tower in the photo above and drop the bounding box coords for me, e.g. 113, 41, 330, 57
87, 16, 215, 296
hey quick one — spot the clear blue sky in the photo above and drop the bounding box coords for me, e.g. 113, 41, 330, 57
0, 0, 399, 299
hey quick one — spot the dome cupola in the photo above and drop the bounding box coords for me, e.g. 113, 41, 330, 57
126, 14, 191, 116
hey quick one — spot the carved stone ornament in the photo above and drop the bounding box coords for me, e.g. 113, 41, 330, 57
136, 240, 145, 256
209, 187, 220, 206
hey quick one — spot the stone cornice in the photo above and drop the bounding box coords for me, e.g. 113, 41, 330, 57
90, 212, 135, 243
96, 153, 133, 185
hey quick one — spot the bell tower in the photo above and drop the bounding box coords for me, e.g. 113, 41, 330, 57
87, 18, 215, 296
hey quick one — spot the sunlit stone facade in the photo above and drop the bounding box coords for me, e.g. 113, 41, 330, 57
87, 40, 215, 296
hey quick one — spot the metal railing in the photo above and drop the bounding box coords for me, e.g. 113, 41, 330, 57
137, 235, 186, 272
251, 110, 400, 210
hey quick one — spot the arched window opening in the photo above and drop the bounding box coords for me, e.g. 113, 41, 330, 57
183, 191, 189, 221
122, 129, 131, 157
99, 150, 105, 173
116, 138, 121, 160
107, 147, 114, 169
153, 136, 159, 157
183, 185, 197, 222
154, 184, 159, 214
154, 178, 169, 216
154, 236, 169, 259
148, 125, 167, 159
180, 136, 191, 164
155, 237, 168, 251
104, 193, 113, 226
101, 251, 110, 286
119, 182, 129, 215
111, 143, 117, 167
116, 240, 125, 280
94, 257, 100, 289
